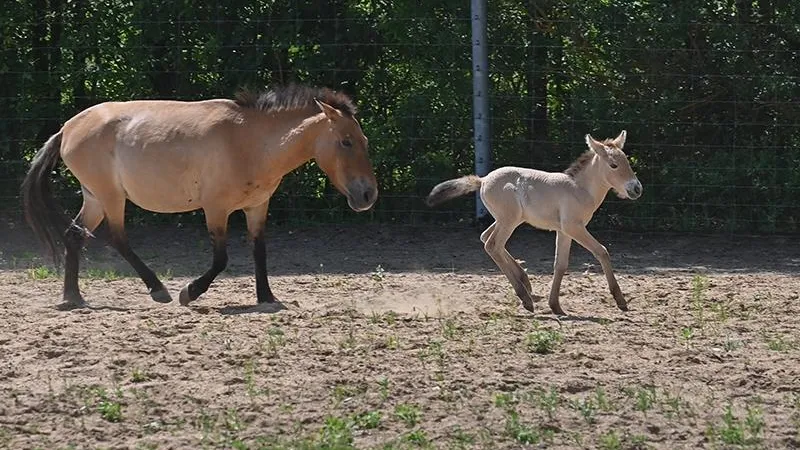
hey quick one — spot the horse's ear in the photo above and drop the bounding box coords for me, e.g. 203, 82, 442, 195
314, 98, 343, 122
585, 134, 608, 157
612, 130, 627, 149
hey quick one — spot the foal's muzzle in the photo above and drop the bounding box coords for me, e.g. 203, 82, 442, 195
625, 179, 643, 200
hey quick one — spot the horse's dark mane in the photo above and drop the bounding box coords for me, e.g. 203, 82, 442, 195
563, 139, 619, 177
234, 84, 357, 117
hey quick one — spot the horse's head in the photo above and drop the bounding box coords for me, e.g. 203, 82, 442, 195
585, 130, 642, 200
312, 99, 378, 212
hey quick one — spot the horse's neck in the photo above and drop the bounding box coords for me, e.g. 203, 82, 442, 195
256, 111, 323, 175
572, 157, 611, 211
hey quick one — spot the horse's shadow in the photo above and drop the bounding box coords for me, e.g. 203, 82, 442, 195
209, 300, 300, 316
54, 302, 132, 313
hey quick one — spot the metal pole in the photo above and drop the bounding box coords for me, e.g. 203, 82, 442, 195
471, 0, 490, 220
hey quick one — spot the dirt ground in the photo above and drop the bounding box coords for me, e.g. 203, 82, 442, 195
1, 220, 799, 449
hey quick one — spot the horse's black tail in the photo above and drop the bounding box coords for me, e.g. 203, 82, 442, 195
21, 130, 69, 265
425, 175, 483, 207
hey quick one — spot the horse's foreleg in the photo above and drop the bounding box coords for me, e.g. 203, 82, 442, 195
60, 194, 105, 309
179, 209, 229, 306
244, 201, 276, 304
563, 224, 627, 311
483, 221, 535, 312
107, 231, 172, 304
547, 231, 573, 316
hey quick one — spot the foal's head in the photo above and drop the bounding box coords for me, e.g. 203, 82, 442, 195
585, 130, 643, 200
313, 99, 378, 212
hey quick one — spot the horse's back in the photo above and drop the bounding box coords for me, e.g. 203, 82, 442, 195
58, 98, 247, 213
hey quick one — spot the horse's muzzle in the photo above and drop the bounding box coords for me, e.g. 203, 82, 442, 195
346, 179, 378, 212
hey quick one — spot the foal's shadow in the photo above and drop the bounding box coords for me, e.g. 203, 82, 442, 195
212, 300, 300, 316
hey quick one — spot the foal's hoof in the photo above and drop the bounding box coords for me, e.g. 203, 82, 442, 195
150, 288, 173, 304
179, 285, 196, 306
616, 301, 629, 312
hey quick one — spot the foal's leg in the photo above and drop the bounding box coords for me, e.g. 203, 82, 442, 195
244, 201, 276, 304
104, 196, 172, 303
481, 221, 532, 294
547, 231, 573, 316
179, 209, 229, 306
60, 193, 105, 309
483, 221, 536, 312
563, 224, 628, 311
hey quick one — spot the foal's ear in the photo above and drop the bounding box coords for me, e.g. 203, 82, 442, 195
611, 130, 627, 149
585, 134, 609, 157
314, 98, 343, 122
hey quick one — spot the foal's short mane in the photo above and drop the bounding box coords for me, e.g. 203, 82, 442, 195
234, 84, 357, 117
564, 138, 619, 177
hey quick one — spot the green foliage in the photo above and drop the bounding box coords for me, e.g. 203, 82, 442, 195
3, 0, 799, 232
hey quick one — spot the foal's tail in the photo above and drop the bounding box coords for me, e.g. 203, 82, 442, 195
21, 130, 69, 265
425, 175, 482, 207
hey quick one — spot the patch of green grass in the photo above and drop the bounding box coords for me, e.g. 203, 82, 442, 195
385, 335, 399, 350
85, 268, 123, 280
441, 318, 459, 339
706, 404, 764, 446
504, 410, 540, 445
448, 427, 475, 448
130, 368, 150, 383
598, 429, 621, 450
595, 386, 614, 412
405, 429, 430, 446
263, 326, 286, 357
679, 326, 695, 347
635, 386, 657, 416
97, 396, 122, 422
395, 403, 422, 428
319, 416, 354, 448
377, 377, 391, 402
494, 392, 519, 410
533, 386, 560, 420
570, 397, 597, 424
766, 334, 795, 352
28, 265, 58, 280
352, 411, 381, 430
526, 329, 563, 354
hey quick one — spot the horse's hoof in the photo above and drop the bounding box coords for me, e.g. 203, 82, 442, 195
179, 285, 194, 306
521, 299, 536, 313
56, 298, 87, 310
616, 302, 629, 312
150, 288, 173, 304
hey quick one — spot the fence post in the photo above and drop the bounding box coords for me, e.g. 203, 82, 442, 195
471, 0, 490, 221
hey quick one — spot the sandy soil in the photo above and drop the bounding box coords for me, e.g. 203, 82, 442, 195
1, 222, 799, 449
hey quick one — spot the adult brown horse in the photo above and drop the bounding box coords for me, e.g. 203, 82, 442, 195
22, 84, 378, 310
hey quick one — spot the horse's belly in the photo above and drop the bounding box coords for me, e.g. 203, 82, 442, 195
123, 180, 200, 213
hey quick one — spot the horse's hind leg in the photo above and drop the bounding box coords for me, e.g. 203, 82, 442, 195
60, 192, 105, 309
179, 208, 229, 306
103, 194, 172, 303
483, 220, 536, 312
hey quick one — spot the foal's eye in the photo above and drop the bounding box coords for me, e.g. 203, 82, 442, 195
609, 162, 619, 169
341, 139, 353, 148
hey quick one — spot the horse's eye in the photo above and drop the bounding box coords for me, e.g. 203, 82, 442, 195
341, 139, 352, 148
609, 162, 619, 169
